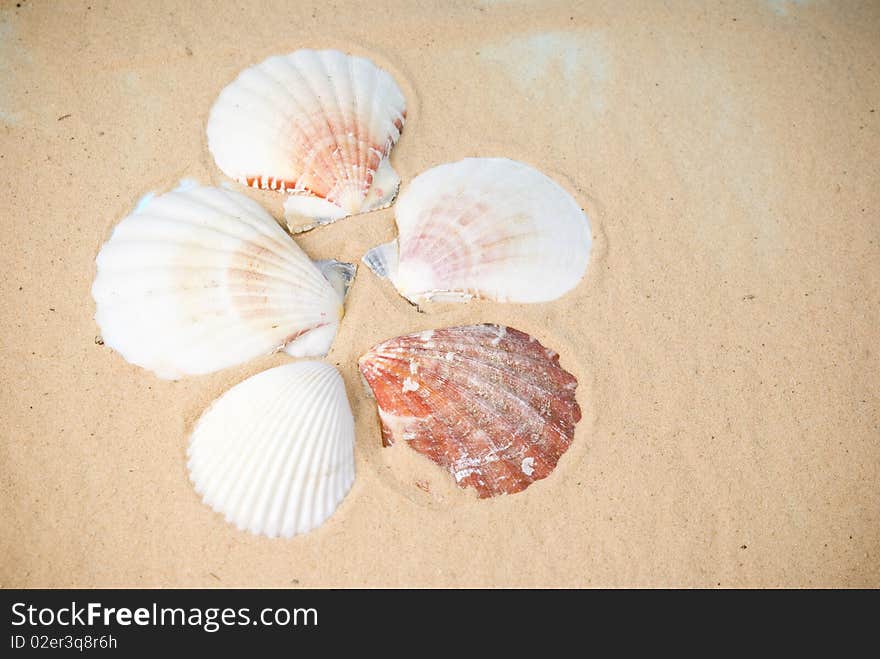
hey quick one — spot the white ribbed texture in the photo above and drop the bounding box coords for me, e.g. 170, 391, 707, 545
206, 49, 406, 226
363, 158, 592, 304
92, 184, 344, 379
187, 362, 356, 538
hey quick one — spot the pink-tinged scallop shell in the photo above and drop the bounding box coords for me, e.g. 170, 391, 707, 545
206, 49, 407, 231
362, 158, 591, 304
358, 324, 581, 498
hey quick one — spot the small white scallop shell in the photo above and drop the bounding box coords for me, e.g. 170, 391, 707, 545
188, 362, 355, 538
363, 158, 591, 304
206, 49, 407, 231
92, 183, 348, 379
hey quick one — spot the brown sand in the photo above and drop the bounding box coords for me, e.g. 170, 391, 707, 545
1, 0, 878, 587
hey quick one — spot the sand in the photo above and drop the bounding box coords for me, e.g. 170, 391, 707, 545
1, 0, 878, 587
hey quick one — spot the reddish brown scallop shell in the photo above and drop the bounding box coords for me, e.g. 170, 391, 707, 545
358, 324, 581, 498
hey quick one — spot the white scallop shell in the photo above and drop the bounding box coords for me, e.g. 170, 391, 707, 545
206, 49, 407, 231
187, 362, 355, 538
363, 158, 591, 304
92, 183, 348, 379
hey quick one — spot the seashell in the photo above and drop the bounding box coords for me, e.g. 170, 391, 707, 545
363, 157, 591, 304
206, 49, 407, 232
92, 183, 350, 379
188, 361, 355, 538
358, 324, 581, 498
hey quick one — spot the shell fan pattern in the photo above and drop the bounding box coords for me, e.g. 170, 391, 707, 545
91, 44, 595, 542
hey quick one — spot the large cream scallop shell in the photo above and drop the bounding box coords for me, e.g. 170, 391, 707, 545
363, 158, 591, 304
206, 49, 407, 231
358, 324, 582, 498
187, 362, 355, 538
92, 183, 347, 379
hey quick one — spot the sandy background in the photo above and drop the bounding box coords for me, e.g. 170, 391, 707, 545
1, 0, 878, 587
